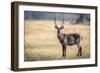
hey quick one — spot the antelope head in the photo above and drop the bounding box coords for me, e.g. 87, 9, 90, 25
54, 17, 64, 34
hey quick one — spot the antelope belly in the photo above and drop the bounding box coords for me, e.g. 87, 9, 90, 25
67, 36, 75, 45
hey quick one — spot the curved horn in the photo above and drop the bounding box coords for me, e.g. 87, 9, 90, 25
61, 18, 64, 26
54, 17, 58, 29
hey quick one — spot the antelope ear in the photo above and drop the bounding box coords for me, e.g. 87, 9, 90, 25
60, 26, 64, 29
55, 25, 58, 29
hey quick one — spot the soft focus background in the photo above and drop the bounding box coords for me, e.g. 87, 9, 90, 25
24, 11, 90, 61
0, 0, 99, 73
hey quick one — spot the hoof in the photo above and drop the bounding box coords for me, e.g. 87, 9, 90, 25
62, 55, 66, 57
80, 54, 82, 56
77, 54, 79, 56
77, 54, 82, 56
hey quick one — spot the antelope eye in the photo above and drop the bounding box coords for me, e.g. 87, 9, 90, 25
60, 26, 64, 29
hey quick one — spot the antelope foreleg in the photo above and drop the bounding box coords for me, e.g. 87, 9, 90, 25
62, 45, 66, 57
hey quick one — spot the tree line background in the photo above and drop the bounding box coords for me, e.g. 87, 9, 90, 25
24, 11, 90, 25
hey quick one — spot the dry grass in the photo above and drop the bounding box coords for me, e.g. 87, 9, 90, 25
24, 20, 90, 61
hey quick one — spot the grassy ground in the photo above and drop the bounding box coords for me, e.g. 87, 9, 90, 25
24, 20, 90, 61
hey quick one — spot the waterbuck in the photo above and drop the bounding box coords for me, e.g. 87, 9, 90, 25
54, 18, 82, 57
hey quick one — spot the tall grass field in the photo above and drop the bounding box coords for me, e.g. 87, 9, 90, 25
24, 20, 90, 61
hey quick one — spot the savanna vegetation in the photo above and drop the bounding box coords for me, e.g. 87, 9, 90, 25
24, 20, 90, 61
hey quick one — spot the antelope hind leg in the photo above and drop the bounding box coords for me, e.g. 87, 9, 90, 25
77, 44, 82, 56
